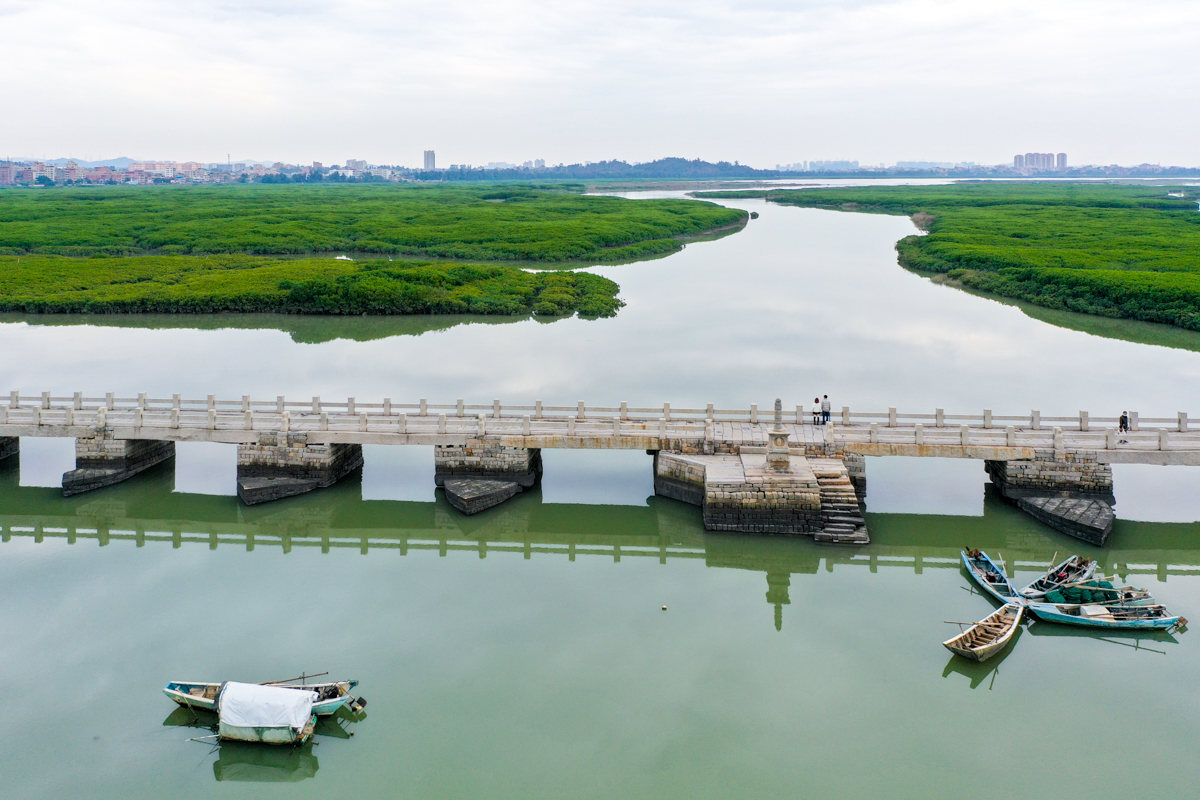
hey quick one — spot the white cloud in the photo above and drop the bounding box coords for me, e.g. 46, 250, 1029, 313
1, 1, 1196, 167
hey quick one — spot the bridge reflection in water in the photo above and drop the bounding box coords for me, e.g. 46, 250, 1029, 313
1, 459, 1198, 631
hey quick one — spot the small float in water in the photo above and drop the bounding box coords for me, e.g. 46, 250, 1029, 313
215, 682, 318, 745
943, 603, 1024, 662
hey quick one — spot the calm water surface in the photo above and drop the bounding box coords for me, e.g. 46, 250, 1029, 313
2, 189, 1200, 799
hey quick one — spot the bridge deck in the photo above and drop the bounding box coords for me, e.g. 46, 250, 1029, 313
2, 394, 1199, 464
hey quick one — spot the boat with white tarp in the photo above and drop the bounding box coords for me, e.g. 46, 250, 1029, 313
215, 682, 318, 745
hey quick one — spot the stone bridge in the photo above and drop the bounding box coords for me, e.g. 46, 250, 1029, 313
2, 391, 1198, 546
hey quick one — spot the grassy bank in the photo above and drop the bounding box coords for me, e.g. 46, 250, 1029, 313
0, 184, 746, 262
0, 255, 624, 317
698, 184, 1200, 331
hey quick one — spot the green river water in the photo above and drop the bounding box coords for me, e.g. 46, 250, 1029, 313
2, 185, 1199, 798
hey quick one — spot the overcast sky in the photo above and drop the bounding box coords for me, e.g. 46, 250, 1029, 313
2, 0, 1196, 168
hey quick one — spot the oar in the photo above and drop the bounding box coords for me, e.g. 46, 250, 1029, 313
263, 672, 329, 685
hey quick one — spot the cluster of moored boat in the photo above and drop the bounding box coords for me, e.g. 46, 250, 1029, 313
943, 550, 1188, 662
164, 673, 365, 745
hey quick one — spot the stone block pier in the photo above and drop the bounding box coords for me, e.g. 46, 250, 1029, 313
3, 390, 1199, 546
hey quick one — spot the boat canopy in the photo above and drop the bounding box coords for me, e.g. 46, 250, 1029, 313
218, 682, 316, 729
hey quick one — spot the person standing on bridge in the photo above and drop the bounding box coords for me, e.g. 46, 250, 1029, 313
821, 395, 831, 425
1119, 411, 1130, 434
812, 398, 821, 426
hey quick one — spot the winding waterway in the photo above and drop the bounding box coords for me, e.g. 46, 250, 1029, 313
3, 187, 1200, 799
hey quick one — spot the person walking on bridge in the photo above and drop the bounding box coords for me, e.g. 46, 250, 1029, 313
821, 395, 831, 425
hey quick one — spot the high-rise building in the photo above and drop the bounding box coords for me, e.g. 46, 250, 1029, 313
423, 150, 436, 170
1056, 153, 1067, 169
534, 158, 545, 168
346, 159, 367, 170
1013, 154, 1025, 169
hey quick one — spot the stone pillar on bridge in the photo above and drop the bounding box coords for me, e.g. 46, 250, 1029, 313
985, 450, 1115, 545
236, 432, 363, 505
435, 440, 542, 516
63, 432, 175, 497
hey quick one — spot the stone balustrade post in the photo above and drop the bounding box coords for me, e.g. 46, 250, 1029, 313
612, 418, 620, 437
1079, 411, 1089, 431
347, 397, 355, 415
275, 395, 285, 414
383, 398, 392, 416
420, 399, 428, 416
960, 425, 970, 446
983, 409, 992, 429
9, 390, 18, 408
138, 392, 147, 409
208, 394, 216, 411
106, 392, 114, 411
457, 399, 464, 417
621, 401, 629, 421
65, 408, 74, 426
171, 409, 180, 429
523, 415, 531, 435
935, 408, 944, 428
535, 400, 543, 419
1106, 428, 1116, 449
1129, 411, 1139, 431
1032, 410, 1040, 430
494, 399, 502, 419
914, 423, 923, 444
1160, 430, 1169, 451
795, 405, 803, 423
438, 414, 447, 434
477, 414, 486, 436
313, 396, 321, 414
1006, 426, 1016, 446
246, 411, 255, 430
658, 418, 666, 438
1053, 426, 1064, 457
134, 408, 143, 428
398, 414, 406, 433
96, 407, 106, 428
888, 407, 896, 427
842, 406, 850, 426
568, 417, 576, 436
359, 413, 368, 432
1179, 412, 1188, 432
242, 395, 250, 412
664, 403, 671, 422
750, 404, 757, 423
41, 391, 50, 409
74, 392, 83, 410
705, 418, 714, 441
172, 394, 181, 410
869, 423, 879, 443
578, 401, 586, 420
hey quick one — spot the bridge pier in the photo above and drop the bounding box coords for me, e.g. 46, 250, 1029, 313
63, 433, 175, 497
985, 450, 1115, 545
236, 433, 363, 505
435, 441, 541, 515
654, 451, 868, 543
0, 437, 16, 465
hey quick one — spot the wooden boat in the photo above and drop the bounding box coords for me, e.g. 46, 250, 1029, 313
961, 549, 1025, 605
1020, 555, 1096, 599
1026, 601, 1187, 631
943, 604, 1023, 662
216, 682, 318, 745
164, 678, 361, 716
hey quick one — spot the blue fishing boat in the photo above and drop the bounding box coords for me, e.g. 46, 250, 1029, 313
961, 549, 1025, 605
165, 677, 361, 716
1026, 602, 1186, 631
1019, 554, 1096, 599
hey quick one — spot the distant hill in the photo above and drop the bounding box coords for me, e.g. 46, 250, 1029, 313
417, 157, 782, 181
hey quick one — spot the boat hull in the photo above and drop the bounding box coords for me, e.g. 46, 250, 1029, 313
961, 551, 1025, 605
164, 681, 356, 716
1027, 603, 1182, 630
942, 604, 1023, 662
217, 716, 317, 745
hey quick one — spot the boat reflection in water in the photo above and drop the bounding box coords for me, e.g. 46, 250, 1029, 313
212, 741, 319, 783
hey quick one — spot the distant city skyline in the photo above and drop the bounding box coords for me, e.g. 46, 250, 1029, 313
1, 2, 1196, 168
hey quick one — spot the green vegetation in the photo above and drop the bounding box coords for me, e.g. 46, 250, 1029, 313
699, 184, 1200, 332
0, 255, 623, 317
0, 184, 745, 262
0, 183, 749, 318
